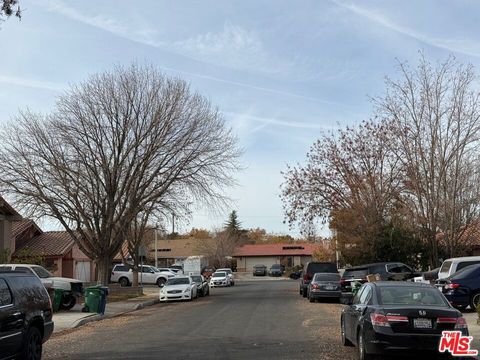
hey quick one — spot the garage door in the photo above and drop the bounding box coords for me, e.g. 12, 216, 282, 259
75, 261, 91, 282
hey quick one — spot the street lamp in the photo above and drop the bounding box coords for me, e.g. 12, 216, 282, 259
155, 223, 159, 268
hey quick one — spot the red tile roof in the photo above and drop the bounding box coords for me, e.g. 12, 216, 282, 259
233, 243, 320, 257
11, 219, 42, 239
13, 231, 75, 257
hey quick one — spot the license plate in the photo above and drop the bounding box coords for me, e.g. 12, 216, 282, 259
414, 318, 432, 329
325, 285, 334, 290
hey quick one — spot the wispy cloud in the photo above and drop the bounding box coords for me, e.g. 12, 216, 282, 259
46, 0, 164, 48
224, 111, 339, 131
332, 0, 480, 58
0, 75, 64, 91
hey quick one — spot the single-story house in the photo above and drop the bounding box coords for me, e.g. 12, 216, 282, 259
13, 230, 96, 282
233, 243, 320, 272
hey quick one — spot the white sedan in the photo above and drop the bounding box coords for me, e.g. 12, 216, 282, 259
159, 276, 198, 302
209, 272, 231, 287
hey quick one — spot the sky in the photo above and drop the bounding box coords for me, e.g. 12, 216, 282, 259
1, 0, 479, 236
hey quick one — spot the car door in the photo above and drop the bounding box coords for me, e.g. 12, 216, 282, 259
344, 285, 365, 340
0, 278, 24, 358
350, 285, 372, 343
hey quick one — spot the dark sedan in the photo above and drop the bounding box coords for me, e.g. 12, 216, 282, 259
269, 264, 283, 277
307, 272, 341, 302
341, 282, 468, 359
439, 264, 480, 310
191, 275, 210, 297
253, 264, 267, 276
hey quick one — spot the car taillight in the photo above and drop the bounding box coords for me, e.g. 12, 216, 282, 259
311, 283, 320, 289
454, 317, 468, 329
303, 274, 312, 281
340, 279, 347, 285
370, 313, 390, 327
437, 317, 457, 324
445, 283, 460, 289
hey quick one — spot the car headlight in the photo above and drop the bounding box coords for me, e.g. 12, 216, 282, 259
184, 287, 191, 293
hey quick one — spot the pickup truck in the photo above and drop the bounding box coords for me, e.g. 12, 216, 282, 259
0, 263, 83, 310
110, 264, 174, 287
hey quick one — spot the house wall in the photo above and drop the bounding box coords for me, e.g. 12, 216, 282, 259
0, 218, 12, 258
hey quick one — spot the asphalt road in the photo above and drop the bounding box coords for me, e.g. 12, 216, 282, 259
43, 280, 357, 360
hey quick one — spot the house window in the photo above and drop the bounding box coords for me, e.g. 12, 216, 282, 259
158, 249, 172, 252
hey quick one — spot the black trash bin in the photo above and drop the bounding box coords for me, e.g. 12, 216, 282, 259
98, 286, 109, 315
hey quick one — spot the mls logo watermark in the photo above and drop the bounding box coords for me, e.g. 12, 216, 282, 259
439, 331, 478, 357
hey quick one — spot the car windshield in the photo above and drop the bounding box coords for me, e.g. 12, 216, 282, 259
378, 286, 448, 306
342, 269, 368, 279
32, 266, 53, 278
213, 272, 226, 277
191, 276, 202, 282
165, 278, 190, 286
254, 265, 265, 268
151, 267, 160, 272
271, 264, 281, 269
314, 273, 340, 281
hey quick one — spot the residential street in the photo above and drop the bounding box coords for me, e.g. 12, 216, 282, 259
44, 280, 357, 360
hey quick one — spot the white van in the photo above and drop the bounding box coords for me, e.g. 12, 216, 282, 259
437, 256, 480, 280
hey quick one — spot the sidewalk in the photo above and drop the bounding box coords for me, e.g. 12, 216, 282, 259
464, 311, 480, 353
52, 287, 160, 334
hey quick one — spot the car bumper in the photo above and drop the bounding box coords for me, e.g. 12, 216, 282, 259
159, 293, 191, 302
309, 290, 341, 298
444, 292, 470, 307
43, 320, 54, 343
210, 281, 228, 287
365, 327, 469, 355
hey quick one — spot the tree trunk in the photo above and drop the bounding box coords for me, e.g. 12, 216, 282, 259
96, 256, 112, 285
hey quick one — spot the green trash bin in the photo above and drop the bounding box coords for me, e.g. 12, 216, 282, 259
83, 286, 102, 313
51, 288, 64, 312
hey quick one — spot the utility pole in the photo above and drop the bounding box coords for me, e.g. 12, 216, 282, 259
154, 224, 158, 268
172, 213, 175, 234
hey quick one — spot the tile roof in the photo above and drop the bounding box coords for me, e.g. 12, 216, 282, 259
233, 243, 320, 257
11, 219, 42, 239
13, 231, 75, 257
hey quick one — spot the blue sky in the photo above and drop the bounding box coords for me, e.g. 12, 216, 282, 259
1, 0, 479, 236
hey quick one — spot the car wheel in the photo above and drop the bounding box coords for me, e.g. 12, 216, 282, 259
119, 277, 130, 287
20, 326, 42, 360
59, 294, 76, 310
156, 278, 166, 287
299, 287, 302, 295
358, 330, 373, 360
302, 288, 307, 298
309, 295, 314, 303
341, 317, 353, 347
470, 292, 480, 310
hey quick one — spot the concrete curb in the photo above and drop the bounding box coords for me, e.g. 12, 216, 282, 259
70, 298, 160, 329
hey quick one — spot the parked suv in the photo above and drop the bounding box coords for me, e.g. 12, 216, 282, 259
110, 264, 174, 287
340, 262, 417, 300
0, 263, 83, 310
299, 262, 337, 298
0, 271, 54, 360
253, 264, 267, 276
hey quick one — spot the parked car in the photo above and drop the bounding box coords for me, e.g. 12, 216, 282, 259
341, 281, 468, 360
340, 262, 418, 302
159, 276, 197, 302
307, 272, 341, 303
0, 263, 83, 310
299, 262, 337, 298
110, 264, 174, 287
0, 271, 54, 360
437, 256, 480, 280
269, 264, 283, 277
437, 264, 480, 310
191, 275, 210, 297
202, 267, 216, 279
253, 264, 267, 276
209, 271, 231, 287
217, 268, 235, 286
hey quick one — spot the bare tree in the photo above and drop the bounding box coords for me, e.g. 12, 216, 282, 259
1, 0, 21, 20
196, 230, 237, 268
0, 64, 241, 284
375, 55, 480, 265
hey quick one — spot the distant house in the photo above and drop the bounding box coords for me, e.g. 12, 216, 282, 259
233, 243, 320, 272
